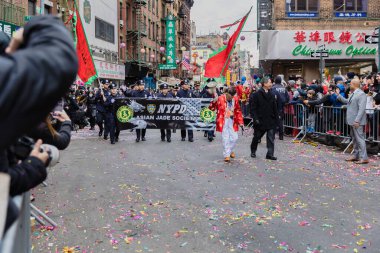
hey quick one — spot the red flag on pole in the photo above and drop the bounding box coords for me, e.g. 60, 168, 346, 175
73, 6, 97, 84
204, 8, 251, 78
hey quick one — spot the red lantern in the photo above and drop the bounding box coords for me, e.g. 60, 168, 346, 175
223, 40, 228, 45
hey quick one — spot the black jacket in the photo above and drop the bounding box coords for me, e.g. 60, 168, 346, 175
0, 151, 47, 197
177, 88, 194, 98
157, 92, 173, 98
95, 89, 110, 112
132, 89, 151, 98
0, 16, 78, 150
272, 83, 289, 111
28, 121, 72, 150
307, 94, 333, 106
250, 88, 279, 130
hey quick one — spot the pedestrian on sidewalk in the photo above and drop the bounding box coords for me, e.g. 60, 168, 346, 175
209, 86, 243, 162
250, 77, 278, 160
336, 79, 369, 164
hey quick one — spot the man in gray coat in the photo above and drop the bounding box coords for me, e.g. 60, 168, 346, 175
336, 79, 369, 164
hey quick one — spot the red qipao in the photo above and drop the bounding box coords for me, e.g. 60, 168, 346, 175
209, 94, 244, 132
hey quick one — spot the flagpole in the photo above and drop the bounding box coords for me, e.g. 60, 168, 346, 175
219, 7, 252, 79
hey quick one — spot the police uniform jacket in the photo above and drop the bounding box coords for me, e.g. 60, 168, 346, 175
177, 89, 194, 98
158, 93, 174, 98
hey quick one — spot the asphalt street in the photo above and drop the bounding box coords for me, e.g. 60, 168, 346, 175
31, 129, 380, 253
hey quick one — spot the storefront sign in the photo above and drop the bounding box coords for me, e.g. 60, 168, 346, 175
158, 64, 177, 70
115, 98, 216, 130
335, 12, 367, 18
0, 20, 19, 38
94, 60, 125, 80
260, 30, 378, 60
158, 14, 177, 70
286, 12, 318, 18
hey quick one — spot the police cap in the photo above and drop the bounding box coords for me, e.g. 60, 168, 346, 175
160, 83, 169, 89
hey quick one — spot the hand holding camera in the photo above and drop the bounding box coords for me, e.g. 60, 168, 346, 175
52, 111, 71, 122
30, 139, 50, 165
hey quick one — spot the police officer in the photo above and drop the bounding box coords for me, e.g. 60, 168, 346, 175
95, 80, 111, 139
86, 89, 97, 130
132, 80, 151, 142
171, 84, 179, 98
104, 84, 122, 144
202, 81, 219, 142
158, 83, 173, 142
177, 80, 194, 142
272, 75, 289, 140
193, 82, 202, 98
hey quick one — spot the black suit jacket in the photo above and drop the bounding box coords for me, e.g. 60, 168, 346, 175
250, 88, 279, 130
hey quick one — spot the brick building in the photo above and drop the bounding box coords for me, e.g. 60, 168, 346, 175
258, 0, 380, 82
119, 0, 193, 83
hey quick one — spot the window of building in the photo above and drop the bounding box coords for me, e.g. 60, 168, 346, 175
287, 0, 319, 12
120, 2, 123, 20
152, 0, 155, 10
334, 0, 367, 12
203, 51, 208, 59
126, 4, 130, 27
95, 18, 115, 44
148, 19, 151, 38
28, 0, 36, 16
44, 5, 51, 14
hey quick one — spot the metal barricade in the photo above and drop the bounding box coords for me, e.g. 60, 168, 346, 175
0, 192, 31, 253
296, 104, 379, 153
283, 103, 307, 142
307, 105, 351, 139
365, 108, 380, 144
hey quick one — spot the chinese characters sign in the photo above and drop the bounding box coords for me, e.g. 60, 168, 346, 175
259, 30, 378, 60
0, 20, 19, 38
159, 14, 177, 70
293, 31, 364, 45
94, 60, 125, 80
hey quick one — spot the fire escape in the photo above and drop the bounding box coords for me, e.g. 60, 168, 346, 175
126, 0, 147, 66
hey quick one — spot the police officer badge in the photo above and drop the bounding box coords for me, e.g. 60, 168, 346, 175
147, 104, 156, 115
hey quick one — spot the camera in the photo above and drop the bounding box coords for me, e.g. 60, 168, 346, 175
10, 136, 60, 167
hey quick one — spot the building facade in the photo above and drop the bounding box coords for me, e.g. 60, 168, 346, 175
259, 0, 380, 82
119, 0, 193, 83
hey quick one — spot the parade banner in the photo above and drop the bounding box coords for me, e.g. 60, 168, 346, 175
115, 98, 216, 130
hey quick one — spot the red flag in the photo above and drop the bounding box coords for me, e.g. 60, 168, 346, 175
74, 7, 97, 84
205, 9, 251, 78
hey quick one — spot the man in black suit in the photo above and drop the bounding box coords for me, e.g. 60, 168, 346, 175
249, 77, 279, 160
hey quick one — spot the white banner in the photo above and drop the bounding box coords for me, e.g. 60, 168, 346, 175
94, 60, 125, 80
